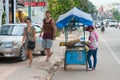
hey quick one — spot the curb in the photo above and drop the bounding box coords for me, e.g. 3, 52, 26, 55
45, 61, 63, 80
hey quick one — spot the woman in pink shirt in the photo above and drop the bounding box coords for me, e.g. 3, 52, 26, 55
86, 26, 98, 71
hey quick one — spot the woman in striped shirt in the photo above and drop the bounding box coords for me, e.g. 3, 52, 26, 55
86, 26, 98, 71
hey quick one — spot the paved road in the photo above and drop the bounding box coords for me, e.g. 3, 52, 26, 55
52, 27, 120, 80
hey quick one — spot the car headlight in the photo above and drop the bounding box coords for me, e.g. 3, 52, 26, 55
1, 41, 18, 48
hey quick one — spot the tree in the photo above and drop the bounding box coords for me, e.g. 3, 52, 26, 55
112, 9, 120, 21
48, 0, 96, 20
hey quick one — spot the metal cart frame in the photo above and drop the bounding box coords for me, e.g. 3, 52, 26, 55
63, 26, 88, 70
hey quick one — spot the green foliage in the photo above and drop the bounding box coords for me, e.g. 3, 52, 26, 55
112, 9, 120, 21
2, 12, 6, 24
48, 0, 96, 21
56, 30, 61, 37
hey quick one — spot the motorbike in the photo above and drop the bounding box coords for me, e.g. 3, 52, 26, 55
101, 26, 105, 33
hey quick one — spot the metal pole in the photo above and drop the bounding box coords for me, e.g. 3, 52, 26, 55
5, 0, 9, 24
0, 0, 4, 26
12, 0, 16, 23
65, 26, 68, 42
28, 0, 31, 19
14, 0, 16, 23
11, 0, 14, 23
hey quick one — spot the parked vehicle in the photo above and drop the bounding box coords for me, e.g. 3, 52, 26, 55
93, 21, 101, 28
108, 20, 118, 27
0, 23, 45, 61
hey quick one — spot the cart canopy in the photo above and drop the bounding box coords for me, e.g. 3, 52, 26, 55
56, 7, 93, 29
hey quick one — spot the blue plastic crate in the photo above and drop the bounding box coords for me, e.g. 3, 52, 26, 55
65, 49, 86, 65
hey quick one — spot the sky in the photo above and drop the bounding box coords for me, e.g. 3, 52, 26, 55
89, 0, 120, 7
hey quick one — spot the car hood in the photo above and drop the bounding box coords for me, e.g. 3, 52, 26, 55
0, 36, 22, 42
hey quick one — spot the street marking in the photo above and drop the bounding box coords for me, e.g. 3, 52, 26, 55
100, 35, 120, 65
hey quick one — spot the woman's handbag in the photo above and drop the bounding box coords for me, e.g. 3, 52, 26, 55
26, 28, 35, 50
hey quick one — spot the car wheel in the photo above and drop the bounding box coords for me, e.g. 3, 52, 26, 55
18, 47, 27, 61
40, 50, 46, 56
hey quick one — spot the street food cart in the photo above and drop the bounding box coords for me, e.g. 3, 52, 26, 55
56, 7, 93, 70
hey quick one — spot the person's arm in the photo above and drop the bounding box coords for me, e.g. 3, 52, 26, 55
22, 28, 26, 46
51, 19, 56, 39
39, 26, 43, 37
33, 28, 36, 43
89, 32, 94, 43
94, 32, 98, 42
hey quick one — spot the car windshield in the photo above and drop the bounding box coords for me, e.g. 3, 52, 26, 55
111, 21, 116, 22
110, 20, 117, 22
0, 25, 25, 36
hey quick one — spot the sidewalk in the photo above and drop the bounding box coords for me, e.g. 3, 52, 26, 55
5, 31, 84, 80
5, 32, 69, 80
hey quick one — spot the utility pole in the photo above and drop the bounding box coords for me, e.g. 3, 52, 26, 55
11, 0, 16, 23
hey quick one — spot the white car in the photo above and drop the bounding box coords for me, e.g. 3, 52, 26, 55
93, 21, 101, 28
0, 23, 45, 61
108, 20, 118, 27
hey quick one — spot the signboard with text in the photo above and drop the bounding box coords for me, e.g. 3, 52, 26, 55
17, 0, 46, 7
24, 2, 46, 7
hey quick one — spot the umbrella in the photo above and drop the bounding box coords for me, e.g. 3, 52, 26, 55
56, 7, 93, 29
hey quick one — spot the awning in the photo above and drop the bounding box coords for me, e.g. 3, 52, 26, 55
56, 7, 93, 29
